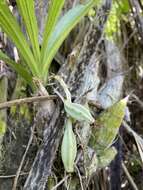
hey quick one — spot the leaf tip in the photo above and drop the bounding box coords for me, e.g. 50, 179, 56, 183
121, 95, 129, 105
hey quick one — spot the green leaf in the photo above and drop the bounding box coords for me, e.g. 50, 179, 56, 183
98, 147, 117, 168
53, 75, 94, 123
0, 1, 39, 77
0, 51, 34, 88
64, 100, 95, 123
90, 97, 128, 152
61, 118, 77, 172
41, 0, 96, 82
16, 0, 40, 63
41, 0, 65, 60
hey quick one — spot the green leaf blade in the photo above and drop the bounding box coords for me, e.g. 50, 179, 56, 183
41, 0, 65, 58
90, 97, 128, 152
64, 100, 95, 124
0, 51, 34, 88
16, 0, 40, 63
0, 1, 39, 77
41, 0, 95, 82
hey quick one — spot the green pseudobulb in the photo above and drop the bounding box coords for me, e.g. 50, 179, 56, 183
61, 118, 77, 172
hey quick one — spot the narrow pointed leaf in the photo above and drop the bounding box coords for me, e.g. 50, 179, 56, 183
0, 1, 39, 77
0, 51, 34, 87
41, 0, 65, 58
16, 0, 40, 62
41, 0, 96, 82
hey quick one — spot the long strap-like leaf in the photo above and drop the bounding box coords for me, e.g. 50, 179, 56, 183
16, 0, 40, 63
0, 51, 34, 88
0, 1, 39, 77
40, 0, 65, 61
41, 0, 95, 83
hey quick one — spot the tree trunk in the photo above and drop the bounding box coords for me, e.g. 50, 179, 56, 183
1, 0, 143, 189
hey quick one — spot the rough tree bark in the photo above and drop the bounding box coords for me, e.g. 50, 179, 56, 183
0, 0, 135, 189
23, 0, 126, 189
